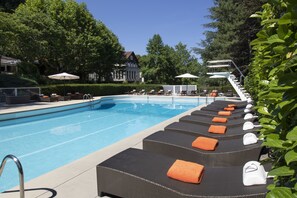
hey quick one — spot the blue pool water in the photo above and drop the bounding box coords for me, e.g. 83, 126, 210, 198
0, 97, 204, 192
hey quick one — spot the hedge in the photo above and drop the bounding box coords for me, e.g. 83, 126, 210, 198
40, 84, 163, 96
40, 83, 236, 96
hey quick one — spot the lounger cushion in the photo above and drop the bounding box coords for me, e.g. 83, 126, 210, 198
218, 111, 232, 116
192, 137, 218, 151
212, 117, 228, 123
228, 104, 237, 108
167, 159, 204, 183
208, 125, 227, 134
224, 107, 235, 111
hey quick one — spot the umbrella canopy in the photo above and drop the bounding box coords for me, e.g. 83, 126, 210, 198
48, 72, 80, 96
48, 72, 79, 80
175, 73, 199, 78
209, 75, 226, 78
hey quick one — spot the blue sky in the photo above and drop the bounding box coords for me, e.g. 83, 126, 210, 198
76, 0, 214, 56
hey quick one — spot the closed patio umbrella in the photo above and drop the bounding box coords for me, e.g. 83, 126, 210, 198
48, 72, 80, 96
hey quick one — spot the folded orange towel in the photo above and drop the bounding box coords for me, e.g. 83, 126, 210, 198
167, 159, 204, 184
192, 136, 218, 150
228, 104, 237, 108
224, 107, 235, 111
208, 125, 227, 134
218, 111, 232, 116
212, 117, 228, 123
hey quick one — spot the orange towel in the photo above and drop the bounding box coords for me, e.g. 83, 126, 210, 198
218, 111, 232, 116
224, 107, 235, 111
228, 104, 237, 108
167, 159, 204, 184
208, 125, 227, 134
212, 117, 228, 123
192, 137, 218, 150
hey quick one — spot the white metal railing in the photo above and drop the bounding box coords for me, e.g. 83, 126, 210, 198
0, 87, 40, 97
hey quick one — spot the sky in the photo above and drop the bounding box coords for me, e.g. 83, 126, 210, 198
75, 0, 214, 56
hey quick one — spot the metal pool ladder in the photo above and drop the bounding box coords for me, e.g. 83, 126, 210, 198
83, 94, 94, 109
0, 155, 25, 198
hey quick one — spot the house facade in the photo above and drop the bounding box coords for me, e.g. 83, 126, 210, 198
0, 55, 20, 74
112, 51, 141, 82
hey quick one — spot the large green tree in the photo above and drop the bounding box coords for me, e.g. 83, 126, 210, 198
140, 34, 169, 83
195, 0, 264, 73
0, 0, 123, 83
140, 35, 202, 84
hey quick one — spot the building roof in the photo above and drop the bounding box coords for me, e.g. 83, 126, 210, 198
124, 51, 133, 59
0, 55, 21, 65
123, 51, 138, 63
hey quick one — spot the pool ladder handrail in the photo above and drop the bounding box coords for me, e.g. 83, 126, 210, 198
0, 154, 25, 198
83, 94, 94, 108
83, 93, 93, 100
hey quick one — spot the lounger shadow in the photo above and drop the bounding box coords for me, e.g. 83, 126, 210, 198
97, 148, 271, 198
164, 122, 258, 140
143, 131, 263, 167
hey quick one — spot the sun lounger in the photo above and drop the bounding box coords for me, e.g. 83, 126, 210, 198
143, 131, 263, 167
97, 148, 272, 198
179, 114, 258, 127
164, 122, 258, 140
200, 106, 252, 114
210, 100, 248, 107
204, 102, 248, 109
191, 110, 246, 119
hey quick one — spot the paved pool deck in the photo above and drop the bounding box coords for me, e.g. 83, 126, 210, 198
0, 95, 212, 198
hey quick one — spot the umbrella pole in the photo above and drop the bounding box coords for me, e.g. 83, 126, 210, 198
64, 79, 66, 97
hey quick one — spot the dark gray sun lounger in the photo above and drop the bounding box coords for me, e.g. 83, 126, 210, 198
191, 110, 246, 119
143, 131, 263, 167
205, 101, 248, 108
164, 122, 258, 140
200, 105, 251, 113
97, 148, 271, 198
211, 100, 248, 108
179, 114, 258, 127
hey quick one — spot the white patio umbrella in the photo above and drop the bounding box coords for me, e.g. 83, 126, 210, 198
209, 75, 226, 78
48, 72, 80, 96
175, 73, 199, 79
175, 73, 199, 94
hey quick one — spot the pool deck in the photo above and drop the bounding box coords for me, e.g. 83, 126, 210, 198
0, 95, 211, 198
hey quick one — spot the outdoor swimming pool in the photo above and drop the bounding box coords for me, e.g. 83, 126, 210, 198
0, 96, 208, 192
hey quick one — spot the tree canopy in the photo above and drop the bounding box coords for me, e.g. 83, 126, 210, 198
139, 34, 202, 84
0, 0, 124, 83
195, 0, 264, 74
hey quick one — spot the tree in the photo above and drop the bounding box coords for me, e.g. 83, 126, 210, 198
195, 0, 264, 73
141, 34, 168, 83
140, 35, 202, 84
5, 0, 124, 83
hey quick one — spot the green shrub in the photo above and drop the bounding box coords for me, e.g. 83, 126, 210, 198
247, 0, 297, 196
0, 74, 38, 87
41, 84, 163, 96
40, 83, 235, 96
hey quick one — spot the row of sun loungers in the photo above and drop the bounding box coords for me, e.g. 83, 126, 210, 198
96, 99, 272, 198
